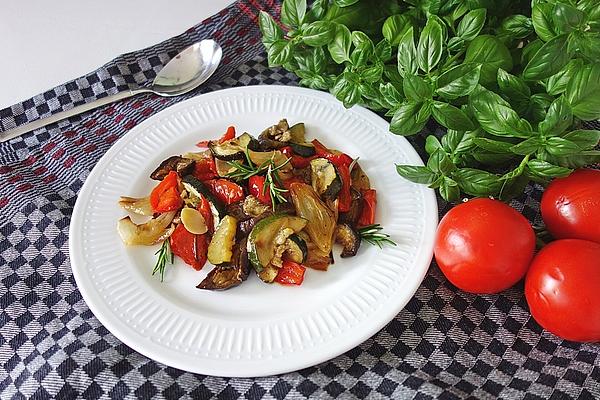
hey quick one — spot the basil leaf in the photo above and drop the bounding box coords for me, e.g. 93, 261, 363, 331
334, 0, 359, 6
453, 168, 501, 197
417, 19, 443, 73
473, 152, 515, 166
527, 93, 554, 124
383, 65, 404, 90
397, 27, 418, 77
375, 39, 392, 62
447, 37, 465, 52
532, 4, 557, 42
379, 82, 403, 109
302, 21, 336, 46
539, 96, 573, 136
436, 63, 482, 100
259, 11, 283, 46
499, 14, 533, 40
473, 137, 514, 153
527, 159, 572, 179
327, 24, 352, 64
552, 3, 585, 34
431, 102, 476, 131
332, 72, 361, 108
427, 149, 455, 174
547, 151, 600, 169
562, 130, 600, 150
572, 32, 600, 62
565, 63, 600, 121
521, 39, 544, 66
545, 137, 582, 156
439, 177, 461, 202
350, 31, 374, 66
578, 0, 600, 21
457, 8, 486, 41
382, 14, 413, 46
523, 34, 573, 81
545, 59, 583, 96
510, 137, 543, 155
425, 135, 442, 155
294, 46, 327, 74
390, 101, 430, 136
267, 40, 293, 67
395, 165, 437, 184
469, 89, 532, 138
403, 74, 433, 101
464, 35, 513, 84
362, 64, 384, 83
444, 129, 476, 154
497, 68, 530, 113
281, 0, 307, 28
306, 0, 328, 22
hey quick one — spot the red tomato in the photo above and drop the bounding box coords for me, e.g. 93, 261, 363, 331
248, 175, 271, 205
541, 169, 600, 243
357, 189, 377, 227
150, 171, 182, 212
170, 224, 208, 271
434, 198, 535, 294
274, 260, 306, 285
525, 239, 600, 342
192, 154, 217, 181
205, 179, 245, 205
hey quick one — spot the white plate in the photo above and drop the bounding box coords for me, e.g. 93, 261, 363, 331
69, 86, 438, 377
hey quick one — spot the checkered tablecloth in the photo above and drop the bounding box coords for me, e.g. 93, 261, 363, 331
1, 1, 599, 399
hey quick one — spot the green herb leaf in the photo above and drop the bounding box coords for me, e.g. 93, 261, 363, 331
267, 40, 293, 67
469, 89, 532, 138
431, 101, 476, 131
499, 14, 533, 39
531, 3, 557, 42
306, 0, 328, 21
389, 101, 430, 136
374, 39, 392, 62
439, 177, 461, 202
571, 32, 600, 62
565, 63, 600, 121
382, 14, 413, 46
457, 8, 486, 41
464, 35, 513, 84
379, 82, 403, 109
425, 135, 442, 155
259, 11, 283, 46
436, 63, 482, 99
539, 96, 573, 136
473, 137, 514, 153
397, 27, 418, 77
362, 64, 384, 83
417, 18, 444, 73
527, 159, 572, 180
334, 0, 359, 6
327, 24, 352, 63
527, 93, 555, 124
545, 59, 583, 96
281, 0, 307, 28
523, 34, 573, 81
552, 3, 585, 34
544, 137, 582, 156
497, 68, 530, 99
403, 74, 433, 101
427, 149, 455, 174
350, 31, 374, 66
510, 137, 543, 155
302, 21, 336, 46
453, 168, 501, 197
395, 165, 437, 184
562, 130, 600, 150
332, 71, 361, 108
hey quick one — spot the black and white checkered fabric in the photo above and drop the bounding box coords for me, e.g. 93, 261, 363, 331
1, 1, 599, 399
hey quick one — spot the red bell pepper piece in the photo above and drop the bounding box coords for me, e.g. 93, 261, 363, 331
281, 176, 306, 190
358, 189, 377, 227
192, 154, 217, 181
248, 175, 271, 205
274, 260, 306, 285
204, 179, 245, 205
336, 164, 352, 213
197, 194, 214, 233
150, 171, 183, 212
196, 126, 236, 148
170, 223, 208, 271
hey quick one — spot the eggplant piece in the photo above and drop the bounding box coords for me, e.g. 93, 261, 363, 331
285, 234, 308, 263
310, 158, 342, 201
289, 142, 315, 157
181, 175, 226, 229
150, 156, 194, 180
350, 162, 371, 191
288, 123, 307, 143
258, 119, 290, 150
197, 238, 250, 290
209, 133, 259, 161
339, 188, 363, 226
335, 223, 361, 258
226, 201, 253, 222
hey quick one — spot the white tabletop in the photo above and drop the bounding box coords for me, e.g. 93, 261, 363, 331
0, 0, 235, 109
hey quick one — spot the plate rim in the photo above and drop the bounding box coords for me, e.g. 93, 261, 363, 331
69, 85, 438, 377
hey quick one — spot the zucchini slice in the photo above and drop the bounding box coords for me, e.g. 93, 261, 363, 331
209, 132, 259, 161
289, 142, 315, 157
285, 234, 308, 263
247, 214, 307, 273
181, 175, 226, 229
207, 215, 238, 264
288, 122, 306, 143
310, 158, 342, 201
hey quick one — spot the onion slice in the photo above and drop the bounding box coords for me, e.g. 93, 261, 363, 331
118, 196, 154, 216
117, 211, 176, 246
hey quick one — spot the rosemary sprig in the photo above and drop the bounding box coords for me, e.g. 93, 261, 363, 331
152, 239, 174, 282
358, 224, 397, 249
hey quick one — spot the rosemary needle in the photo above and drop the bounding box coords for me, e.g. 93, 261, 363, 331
152, 239, 174, 282
358, 224, 397, 248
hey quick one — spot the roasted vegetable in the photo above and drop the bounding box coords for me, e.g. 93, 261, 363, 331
289, 142, 315, 157
197, 238, 250, 290
207, 215, 237, 264
118, 196, 153, 216
258, 119, 290, 150
274, 260, 306, 285
117, 211, 176, 246
351, 162, 371, 191
285, 234, 308, 263
258, 264, 280, 283
150, 156, 194, 181
170, 223, 208, 271
289, 183, 336, 256
339, 189, 363, 226
243, 195, 271, 217
335, 223, 361, 258
310, 158, 342, 201
214, 158, 236, 177
304, 240, 333, 271
247, 214, 307, 273
288, 123, 306, 143
182, 175, 226, 229
225, 201, 253, 222
208, 132, 259, 161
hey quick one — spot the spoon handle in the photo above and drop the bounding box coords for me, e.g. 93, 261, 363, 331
0, 88, 149, 143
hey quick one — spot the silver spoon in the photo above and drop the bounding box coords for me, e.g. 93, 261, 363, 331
1, 39, 222, 142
